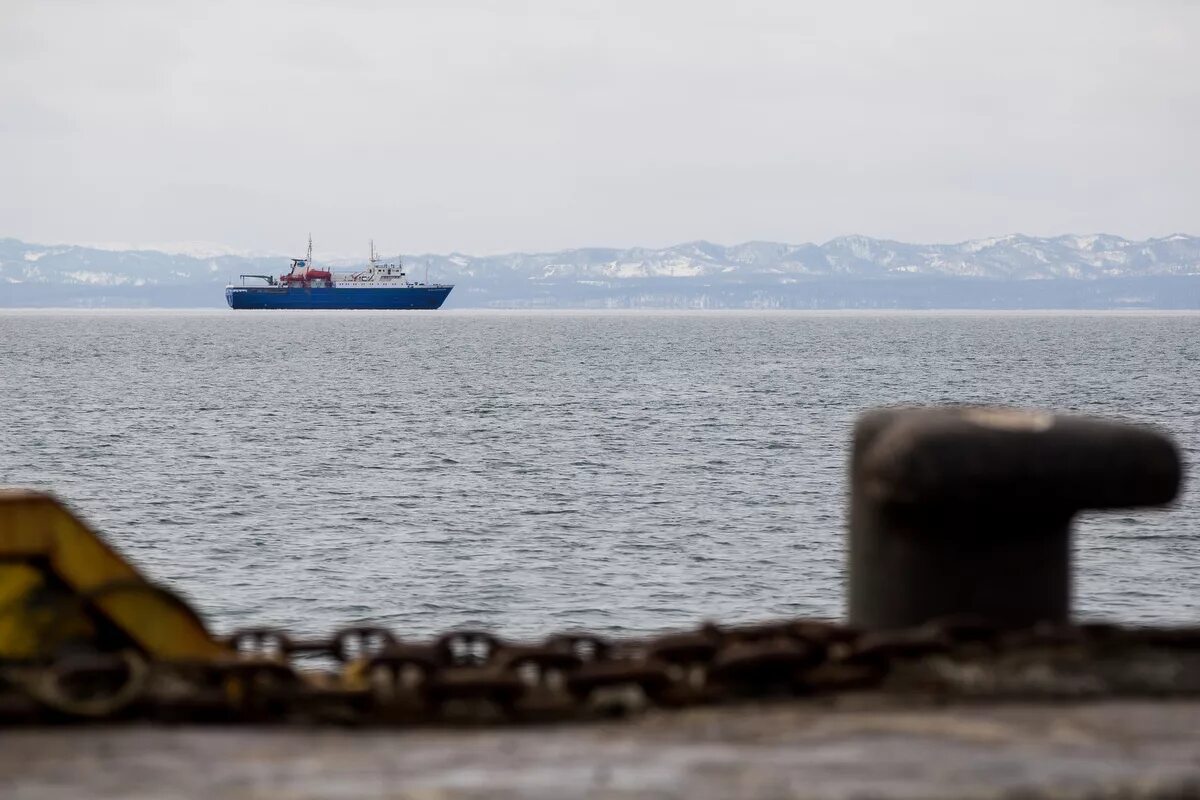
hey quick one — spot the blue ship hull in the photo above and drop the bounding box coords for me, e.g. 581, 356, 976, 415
226, 285, 452, 310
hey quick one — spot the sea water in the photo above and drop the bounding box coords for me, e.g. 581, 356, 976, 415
1, 310, 1196, 636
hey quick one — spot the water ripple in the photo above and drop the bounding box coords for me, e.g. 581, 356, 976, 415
0, 310, 1197, 636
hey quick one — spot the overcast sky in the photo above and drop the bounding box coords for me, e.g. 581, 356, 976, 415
2, 0, 1196, 257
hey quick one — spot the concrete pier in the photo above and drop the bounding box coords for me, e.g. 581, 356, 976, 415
5, 699, 1200, 799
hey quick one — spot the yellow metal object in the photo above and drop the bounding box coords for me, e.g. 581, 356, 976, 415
0, 564, 58, 658
0, 489, 228, 661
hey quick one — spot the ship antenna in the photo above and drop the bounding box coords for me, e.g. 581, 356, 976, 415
307, 234, 313, 268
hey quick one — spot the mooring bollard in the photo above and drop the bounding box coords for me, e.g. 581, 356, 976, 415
848, 407, 1182, 630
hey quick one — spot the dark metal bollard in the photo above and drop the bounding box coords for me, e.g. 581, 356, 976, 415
848, 407, 1182, 630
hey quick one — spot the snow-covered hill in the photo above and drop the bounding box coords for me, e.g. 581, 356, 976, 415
3, 234, 1199, 308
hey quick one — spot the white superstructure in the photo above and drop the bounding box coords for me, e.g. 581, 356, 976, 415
337, 241, 432, 286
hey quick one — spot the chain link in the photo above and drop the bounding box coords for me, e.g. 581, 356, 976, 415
4, 614, 1199, 725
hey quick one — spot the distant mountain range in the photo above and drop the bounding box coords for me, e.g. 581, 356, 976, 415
3, 234, 1200, 308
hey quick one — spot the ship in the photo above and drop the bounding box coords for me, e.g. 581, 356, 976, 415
225, 238, 453, 310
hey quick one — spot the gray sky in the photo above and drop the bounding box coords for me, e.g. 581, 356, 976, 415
2, 0, 1197, 257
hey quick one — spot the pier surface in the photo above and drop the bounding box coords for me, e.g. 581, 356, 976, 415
5, 699, 1200, 799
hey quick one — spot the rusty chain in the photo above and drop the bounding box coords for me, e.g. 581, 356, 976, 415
3, 615, 1199, 725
